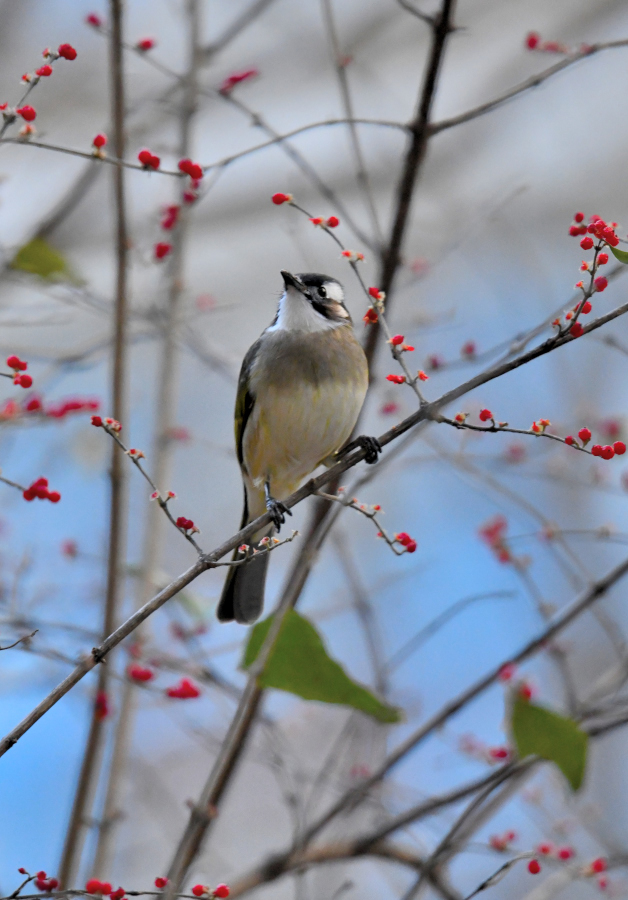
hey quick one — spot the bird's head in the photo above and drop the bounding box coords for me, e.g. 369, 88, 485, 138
271, 271, 351, 333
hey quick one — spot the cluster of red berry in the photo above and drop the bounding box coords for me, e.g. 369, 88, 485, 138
176, 516, 197, 533
191, 884, 230, 898
564, 426, 626, 459
479, 515, 511, 564
23, 477, 60, 503
166, 677, 201, 699
309, 215, 339, 228
394, 531, 417, 553
6, 355, 32, 389
128, 664, 154, 683
85, 880, 124, 899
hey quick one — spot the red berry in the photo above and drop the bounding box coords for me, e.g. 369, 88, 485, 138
558, 847, 574, 860
569, 225, 581, 236
129, 664, 154, 682
601, 445, 615, 460
136, 38, 156, 51
177, 158, 202, 179
578, 427, 591, 443
93, 133, 107, 148
528, 860, 541, 874
391, 335, 404, 346
191, 887, 205, 897
166, 677, 200, 698
580, 236, 594, 250
499, 663, 516, 681
591, 858, 607, 874
155, 242, 172, 260
138, 149, 160, 169
17, 374, 32, 388
58, 43, 77, 60
519, 682, 533, 700
95, 689, 109, 721
271, 192, 290, 205
48, 491, 61, 503
598, 252, 609, 265
154, 878, 168, 888
526, 32, 540, 49
405, 539, 417, 553
18, 869, 27, 875
537, 843, 553, 855
595, 276, 608, 292
581, 300, 592, 314
479, 409, 493, 422
86, 880, 103, 895
36, 65, 53, 77
574, 212, 584, 223
110, 889, 125, 900
570, 322, 584, 338
326, 216, 339, 227
7, 355, 27, 370
614, 441, 626, 455
591, 444, 603, 456
488, 746, 509, 759
564, 436, 575, 445
219, 69, 259, 93
86, 13, 103, 26
16, 105, 36, 121
213, 887, 230, 899
91, 415, 103, 427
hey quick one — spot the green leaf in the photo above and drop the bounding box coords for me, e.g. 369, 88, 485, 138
10, 237, 73, 281
610, 245, 628, 265
511, 697, 588, 790
243, 609, 401, 724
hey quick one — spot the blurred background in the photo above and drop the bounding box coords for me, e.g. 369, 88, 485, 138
2, 0, 628, 897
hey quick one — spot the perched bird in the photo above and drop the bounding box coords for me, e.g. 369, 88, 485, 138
217, 270, 381, 624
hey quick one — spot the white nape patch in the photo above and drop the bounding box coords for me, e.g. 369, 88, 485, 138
324, 281, 344, 303
266, 285, 343, 333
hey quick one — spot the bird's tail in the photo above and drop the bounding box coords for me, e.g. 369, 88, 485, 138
216, 486, 273, 624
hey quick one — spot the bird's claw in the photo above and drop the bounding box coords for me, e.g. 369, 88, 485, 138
266, 497, 292, 531
339, 435, 382, 465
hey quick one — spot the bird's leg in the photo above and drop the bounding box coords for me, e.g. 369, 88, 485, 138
265, 480, 292, 531
337, 435, 382, 465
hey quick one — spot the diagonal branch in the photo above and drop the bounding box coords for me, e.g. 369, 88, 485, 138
1, 294, 627, 755
429, 39, 628, 136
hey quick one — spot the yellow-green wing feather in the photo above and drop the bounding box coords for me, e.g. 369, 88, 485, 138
234, 339, 261, 471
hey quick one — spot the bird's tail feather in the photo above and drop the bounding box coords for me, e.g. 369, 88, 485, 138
216, 486, 273, 624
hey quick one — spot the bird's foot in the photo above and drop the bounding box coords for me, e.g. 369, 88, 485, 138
338, 435, 382, 465
265, 493, 292, 531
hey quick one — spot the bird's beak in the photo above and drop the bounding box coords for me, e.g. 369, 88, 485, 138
281, 270, 306, 293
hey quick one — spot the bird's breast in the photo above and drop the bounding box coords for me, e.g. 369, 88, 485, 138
243, 327, 368, 493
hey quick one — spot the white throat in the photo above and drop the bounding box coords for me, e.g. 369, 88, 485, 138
266, 287, 342, 333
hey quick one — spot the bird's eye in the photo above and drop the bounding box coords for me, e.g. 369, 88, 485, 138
318, 286, 327, 298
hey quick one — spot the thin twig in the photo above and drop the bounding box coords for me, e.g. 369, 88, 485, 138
429, 39, 628, 135
0, 630, 37, 651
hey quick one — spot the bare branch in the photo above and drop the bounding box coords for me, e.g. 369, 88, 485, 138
58, 0, 130, 884
430, 39, 628, 135
0, 630, 37, 651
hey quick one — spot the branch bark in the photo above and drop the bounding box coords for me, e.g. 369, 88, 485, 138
58, 0, 129, 886
90, 0, 202, 876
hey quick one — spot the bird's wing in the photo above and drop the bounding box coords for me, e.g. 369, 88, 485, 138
234, 338, 262, 472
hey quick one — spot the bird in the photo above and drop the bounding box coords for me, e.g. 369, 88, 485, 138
217, 270, 381, 624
